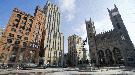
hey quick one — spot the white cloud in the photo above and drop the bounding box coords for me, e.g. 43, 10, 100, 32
58, 0, 76, 21
94, 17, 113, 34
72, 22, 89, 58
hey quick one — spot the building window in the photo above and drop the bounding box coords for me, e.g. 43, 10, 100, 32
26, 28, 31, 32
22, 26, 25, 30
17, 14, 21, 19
11, 28, 16, 32
29, 19, 33, 23
17, 35, 22, 39
7, 39, 12, 43
23, 17, 27, 20
13, 23, 19, 28
9, 33, 14, 37
24, 37, 28, 40
15, 40, 20, 44
23, 42, 27, 48
29, 24, 32, 27
15, 19, 19, 22
21, 21, 26, 25
59, 52, 61, 56
18, 30, 23, 34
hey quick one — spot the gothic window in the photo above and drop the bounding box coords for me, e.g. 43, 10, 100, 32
116, 23, 121, 29
113, 48, 123, 64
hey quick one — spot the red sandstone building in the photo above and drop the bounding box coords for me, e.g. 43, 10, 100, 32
0, 1, 64, 67
0, 6, 46, 65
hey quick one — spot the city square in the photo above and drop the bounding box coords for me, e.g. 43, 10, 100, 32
0, 0, 135, 75
0, 67, 135, 75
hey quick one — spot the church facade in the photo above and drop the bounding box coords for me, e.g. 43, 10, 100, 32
86, 5, 135, 66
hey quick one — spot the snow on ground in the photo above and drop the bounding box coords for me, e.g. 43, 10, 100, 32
0, 67, 135, 75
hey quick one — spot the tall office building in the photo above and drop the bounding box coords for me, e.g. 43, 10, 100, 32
43, 1, 64, 66
68, 34, 84, 66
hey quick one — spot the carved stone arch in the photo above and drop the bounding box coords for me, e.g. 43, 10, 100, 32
97, 50, 105, 66
113, 47, 123, 65
105, 49, 114, 66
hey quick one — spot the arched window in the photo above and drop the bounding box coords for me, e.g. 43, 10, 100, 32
17, 14, 21, 19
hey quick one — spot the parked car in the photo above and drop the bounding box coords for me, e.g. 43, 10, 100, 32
21, 63, 37, 69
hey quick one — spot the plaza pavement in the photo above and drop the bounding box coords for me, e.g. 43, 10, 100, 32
0, 67, 135, 75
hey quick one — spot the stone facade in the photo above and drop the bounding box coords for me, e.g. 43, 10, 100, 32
86, 5, 135, 67
43, 1, 64, 66
68, 34, 84, 66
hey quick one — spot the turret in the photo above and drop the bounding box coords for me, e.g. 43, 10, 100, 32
85, 18, 97, 65
108, 4, 126, 30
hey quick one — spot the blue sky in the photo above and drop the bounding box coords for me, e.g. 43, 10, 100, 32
0, 0, 135, 54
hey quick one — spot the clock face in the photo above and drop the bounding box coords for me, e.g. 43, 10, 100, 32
112, 12, 119, 16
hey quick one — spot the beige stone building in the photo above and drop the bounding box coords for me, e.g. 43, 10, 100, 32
68, 34, 83, 66
43, 1, 64, 66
